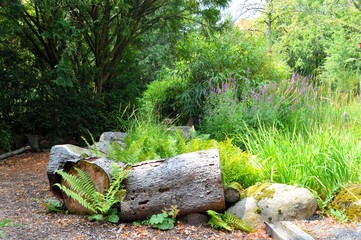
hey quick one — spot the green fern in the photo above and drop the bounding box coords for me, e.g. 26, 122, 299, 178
55, 168, 98, 213
207, 210, 253, 233
207, 210, 232, 231
222, 212, 253, 232
55, 164, 128, 222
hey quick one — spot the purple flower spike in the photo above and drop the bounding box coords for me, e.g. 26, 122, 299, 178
223, 82, 227, 91
301, 77, 307, 84
243, 107, 247, 113
274, 82, 277, 90
300, 87, 305, 95
247, 67, 251, 74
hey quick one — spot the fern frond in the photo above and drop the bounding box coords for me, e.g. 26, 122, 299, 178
54, 183, 96, 213
56, 168, 98, 201
73, 168, 99, 199
223, 212, 253, 233
55, 163, 128, 221
103, 166, 128, 211
207, 210, 232, 231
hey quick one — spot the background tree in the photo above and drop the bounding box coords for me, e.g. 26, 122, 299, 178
0, 0, 231, 150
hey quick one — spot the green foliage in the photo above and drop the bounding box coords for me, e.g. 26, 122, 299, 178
320, 26, 361, 90
207, 210, 253, 232
200, 73, 316, 141
218, 140, 264, 187
327, 209, 349, 223
0, 219, 18, 239
0, 125, 12, 152
141, 29, 289, 122
35, 198, 67, 213
269, 0, 361, 81
239, 123, 361, 202
108, 118, 187, 164
108, 113, 263, 187
55, 164, 127, 223
141, 206, 179, 230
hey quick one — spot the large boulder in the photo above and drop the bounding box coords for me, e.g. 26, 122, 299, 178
90, 132, 127, 154
227, 183, 318, 229
332, 183, 361, 221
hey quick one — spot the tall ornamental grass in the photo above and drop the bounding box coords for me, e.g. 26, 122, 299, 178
239, 124, 361, 201
235, 77, 361, 202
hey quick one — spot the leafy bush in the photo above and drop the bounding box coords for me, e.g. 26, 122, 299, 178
320, 28, 361, 91
140, 29, 289, 123
200, 73, 316, 141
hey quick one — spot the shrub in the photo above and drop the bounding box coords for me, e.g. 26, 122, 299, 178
200, 73, 317, 141
140, 29, 289, 123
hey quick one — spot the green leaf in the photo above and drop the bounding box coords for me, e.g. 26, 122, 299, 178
154, 218, 175, 230
106, 214, 120, 223
149, 213, 167, 225
89, 214, 104, 222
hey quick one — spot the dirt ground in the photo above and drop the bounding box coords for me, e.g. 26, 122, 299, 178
1, 152, 361, 240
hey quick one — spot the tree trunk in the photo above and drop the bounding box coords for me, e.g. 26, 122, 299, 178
120, 149, 225, 221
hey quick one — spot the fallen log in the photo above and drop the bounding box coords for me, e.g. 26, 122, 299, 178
120, 149, 225, 221
52, 149, 225, 220
0, 146, 31, 161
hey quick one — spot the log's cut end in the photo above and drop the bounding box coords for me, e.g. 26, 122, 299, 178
120, 149, 225, 221
58, 158, 112, 215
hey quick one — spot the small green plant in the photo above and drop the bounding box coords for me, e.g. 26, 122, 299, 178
141, 206, 179, 230
327, 209, 349, 223
55, 163, 128, 223
35, 198, 67, 213
207, 210, 253, 232
0, 219, 18, 239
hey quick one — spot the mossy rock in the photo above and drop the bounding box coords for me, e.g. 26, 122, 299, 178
331, 184, 361, 221
227, 183, 318, 229
243, 183, 274, 202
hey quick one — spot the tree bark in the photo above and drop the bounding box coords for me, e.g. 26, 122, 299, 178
120, 149, 225, 221
53, 149, 225, 220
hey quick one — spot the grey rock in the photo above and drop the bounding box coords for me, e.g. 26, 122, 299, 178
99, 132, 127, 144
47, 144, 91, 186
90, 132, 128, 154
227, 183, 318, 229
169, 126, 194, 140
